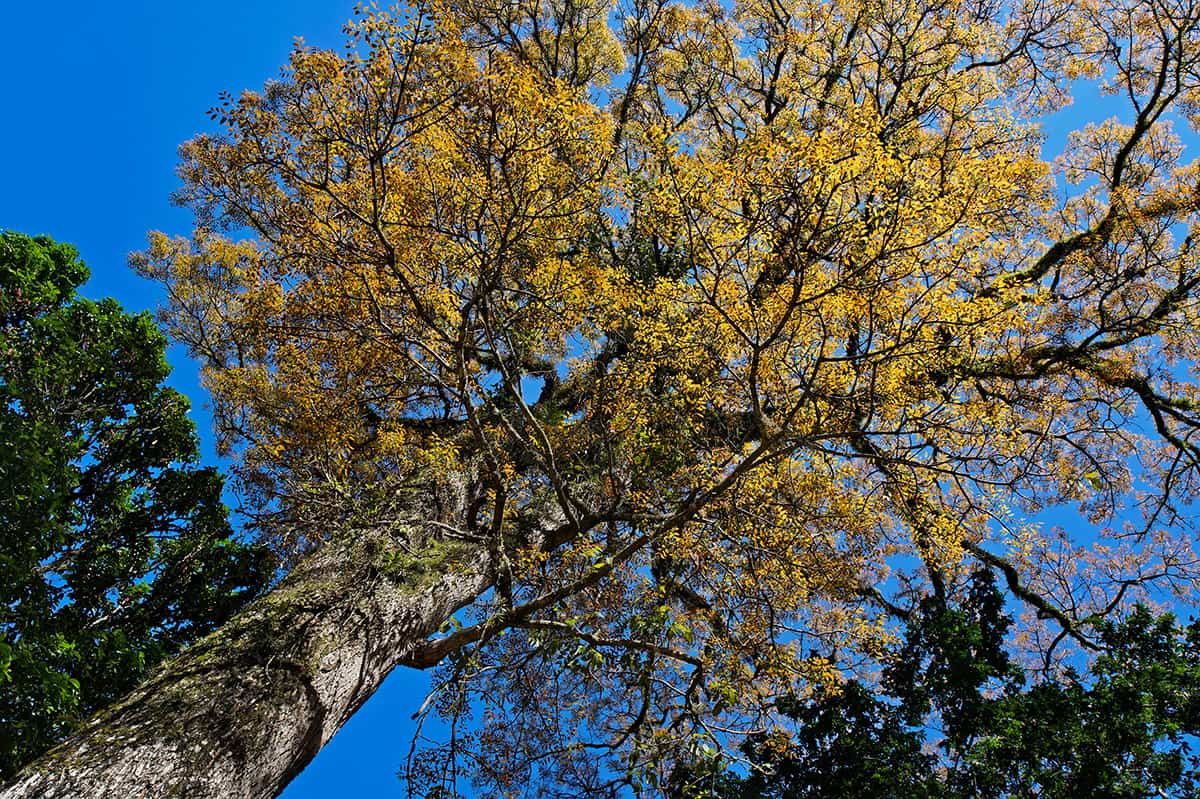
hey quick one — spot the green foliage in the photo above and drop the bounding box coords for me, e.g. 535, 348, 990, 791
672, 571, 1200, 799
0, 232, 272, 778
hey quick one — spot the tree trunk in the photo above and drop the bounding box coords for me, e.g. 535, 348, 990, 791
0, 521, 493, 799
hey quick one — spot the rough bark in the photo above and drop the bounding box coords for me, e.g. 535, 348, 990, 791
0, 520, 493, 799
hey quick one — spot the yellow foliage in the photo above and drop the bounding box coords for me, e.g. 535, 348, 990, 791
135, 0, 1200, 786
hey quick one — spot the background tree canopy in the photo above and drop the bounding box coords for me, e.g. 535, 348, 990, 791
671, 572, 1200, 798
0, 232, 271, 778
11, 0, 1200, 795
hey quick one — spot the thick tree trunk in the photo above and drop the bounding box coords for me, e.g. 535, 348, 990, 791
0, 521, 493, 799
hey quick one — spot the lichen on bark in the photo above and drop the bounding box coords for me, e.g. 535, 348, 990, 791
0, 498, 495, 799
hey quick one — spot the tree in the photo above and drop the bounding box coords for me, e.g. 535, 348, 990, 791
8, 0, 1200, 794
669, 571, 1200, 799
0, 232, 271, 778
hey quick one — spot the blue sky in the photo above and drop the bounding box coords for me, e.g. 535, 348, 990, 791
0, 2, 425, 796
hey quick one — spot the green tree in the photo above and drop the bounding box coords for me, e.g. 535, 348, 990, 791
673, 572, 1200, 799
0, 232, 271, 778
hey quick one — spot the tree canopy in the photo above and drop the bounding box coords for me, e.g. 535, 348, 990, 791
0, 232, 271, 778
672, 571, 1200, 798
13, 0, 1200, 793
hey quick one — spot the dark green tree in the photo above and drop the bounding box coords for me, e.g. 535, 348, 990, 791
673, 571, 1200, 799
0, 232, 271, 778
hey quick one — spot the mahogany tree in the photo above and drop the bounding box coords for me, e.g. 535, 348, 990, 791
8, 0, 1200, 794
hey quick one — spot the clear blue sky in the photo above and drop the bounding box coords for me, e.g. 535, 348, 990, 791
0, 2, 427, 796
